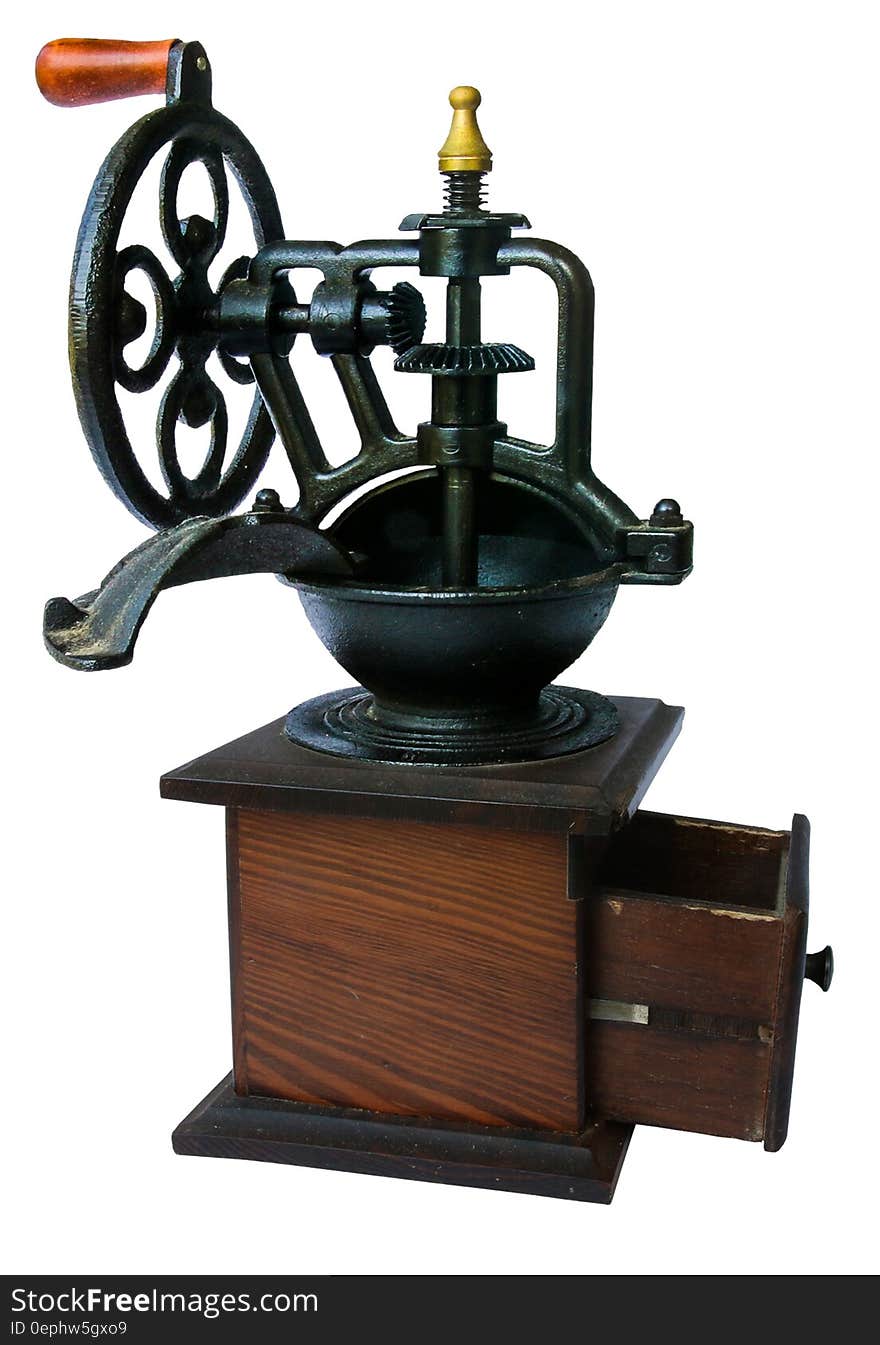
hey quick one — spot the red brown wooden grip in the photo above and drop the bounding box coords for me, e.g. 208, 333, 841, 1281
35, 38, 179, 108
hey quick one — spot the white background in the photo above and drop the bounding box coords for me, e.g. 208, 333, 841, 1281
3, 0, 878, 1275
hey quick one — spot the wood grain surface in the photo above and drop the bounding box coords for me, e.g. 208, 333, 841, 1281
160, 696, 683, 836
588, 1022, 772, 1140
230, 808, 583, 1130
763, 814, 810, 1151
173, 1074, 633, 1203
587, 892, 784, 1022
585, 811, 792, 1142
596, 810, 788, 910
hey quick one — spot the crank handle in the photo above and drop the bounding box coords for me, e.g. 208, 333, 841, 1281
35, 38, 180, 108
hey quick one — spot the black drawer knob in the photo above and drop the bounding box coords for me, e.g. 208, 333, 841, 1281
805, 946, 834, 992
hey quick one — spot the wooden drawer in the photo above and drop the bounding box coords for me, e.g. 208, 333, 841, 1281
586, 811, 812, 1148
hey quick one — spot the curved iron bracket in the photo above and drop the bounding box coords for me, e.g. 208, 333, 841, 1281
43, 510, 354, 671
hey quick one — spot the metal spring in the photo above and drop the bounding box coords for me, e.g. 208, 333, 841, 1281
443, 171, 487, 216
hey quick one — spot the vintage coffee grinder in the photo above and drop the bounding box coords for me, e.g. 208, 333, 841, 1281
36, 37, 832, 1202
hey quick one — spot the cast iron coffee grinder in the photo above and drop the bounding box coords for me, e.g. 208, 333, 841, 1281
36, 37, 832, 1201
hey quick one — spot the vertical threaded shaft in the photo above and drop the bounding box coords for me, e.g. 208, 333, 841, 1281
442, 171, 487, 216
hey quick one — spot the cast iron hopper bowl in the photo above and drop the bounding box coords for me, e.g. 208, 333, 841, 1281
285, 474, 625, 765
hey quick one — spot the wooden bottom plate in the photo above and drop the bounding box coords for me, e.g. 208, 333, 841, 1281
172, 1074, 633, 1203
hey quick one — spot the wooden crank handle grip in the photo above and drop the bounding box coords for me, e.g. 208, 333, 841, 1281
35, 38, 179, 108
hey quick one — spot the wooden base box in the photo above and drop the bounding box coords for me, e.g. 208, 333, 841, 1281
164, 694, 827, 1202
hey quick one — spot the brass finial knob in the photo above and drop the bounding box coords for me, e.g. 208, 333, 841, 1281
439, 86, 492, 174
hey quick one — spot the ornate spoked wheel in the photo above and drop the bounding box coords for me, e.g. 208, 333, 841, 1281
70, 58, 285, 528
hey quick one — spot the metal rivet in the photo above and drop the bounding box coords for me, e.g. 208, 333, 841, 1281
253, 488, 283, 513
650, 498, 683, 526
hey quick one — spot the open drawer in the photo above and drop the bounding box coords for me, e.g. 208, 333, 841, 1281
585, 811, 829, 1149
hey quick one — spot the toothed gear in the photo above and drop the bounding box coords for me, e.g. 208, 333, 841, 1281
381, 282, 427, 355
394, 342, 535, 376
